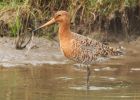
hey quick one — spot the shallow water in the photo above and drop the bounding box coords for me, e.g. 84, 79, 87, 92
0, 38, 140, 100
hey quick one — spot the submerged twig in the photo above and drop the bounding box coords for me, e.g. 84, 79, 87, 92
25, 31, 34, 55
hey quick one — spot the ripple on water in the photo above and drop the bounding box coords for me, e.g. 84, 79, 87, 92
56, 76, 73, 80
69, 85, 113, 91
94, 67, 117, 72
101, 76, 116, 81
131, 68, 140, 71
101, 67, 117, 71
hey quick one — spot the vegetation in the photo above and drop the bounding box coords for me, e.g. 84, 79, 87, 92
0, 0, 140, 42
9, 7, 21, 37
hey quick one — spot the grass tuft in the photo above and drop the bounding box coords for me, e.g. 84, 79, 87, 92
9, 7, 21, 37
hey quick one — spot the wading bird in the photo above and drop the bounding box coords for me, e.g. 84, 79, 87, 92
33, 11, 123, 89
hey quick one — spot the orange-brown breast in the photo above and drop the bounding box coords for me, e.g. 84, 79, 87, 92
59, 32, 73, 58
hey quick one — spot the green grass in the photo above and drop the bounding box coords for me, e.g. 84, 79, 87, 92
0, 0, 23, 9
0, 0, 139, 39
9, 7, 21, 37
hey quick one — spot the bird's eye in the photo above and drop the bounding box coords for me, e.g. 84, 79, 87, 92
55, 14, 61, 19
57, 14, 61, 17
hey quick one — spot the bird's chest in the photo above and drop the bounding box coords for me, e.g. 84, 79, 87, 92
59, 40, 73, 58
60, 39, 82, 62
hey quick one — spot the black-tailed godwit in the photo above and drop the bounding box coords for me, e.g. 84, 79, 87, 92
33, 10, 123, 89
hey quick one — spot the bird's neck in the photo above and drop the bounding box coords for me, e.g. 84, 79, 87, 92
58, 22, 71, 41
58, 22, 72, 57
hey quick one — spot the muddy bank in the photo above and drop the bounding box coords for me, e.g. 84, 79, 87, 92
0, 36, 140, 67
0, 37, 67, 67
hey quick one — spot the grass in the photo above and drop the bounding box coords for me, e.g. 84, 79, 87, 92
0, 0, 23, 9
0, 0, 139, 41
9, 7, 21, 37
0, 0, 138, 18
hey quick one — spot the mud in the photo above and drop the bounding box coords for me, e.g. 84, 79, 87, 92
0, 37, 66, 67
0, 37, 139, 67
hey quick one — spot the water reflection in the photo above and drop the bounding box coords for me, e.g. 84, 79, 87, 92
0, 59, 140, 100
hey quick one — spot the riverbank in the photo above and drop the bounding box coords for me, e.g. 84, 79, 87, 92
0, 36, 140, 67
0, 37, 66, 67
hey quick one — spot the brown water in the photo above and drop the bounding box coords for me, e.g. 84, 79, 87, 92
0, 37, 140, 100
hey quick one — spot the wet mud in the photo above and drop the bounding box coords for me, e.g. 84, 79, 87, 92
0, 37, 66, 67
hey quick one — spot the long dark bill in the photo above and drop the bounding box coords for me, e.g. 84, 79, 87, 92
32, 18, 55, 32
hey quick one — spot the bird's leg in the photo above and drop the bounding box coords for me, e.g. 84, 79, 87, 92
86, 65, 91, 90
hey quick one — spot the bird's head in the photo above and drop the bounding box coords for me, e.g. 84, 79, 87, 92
54, 11, 70, 24
33, 10, 70, 32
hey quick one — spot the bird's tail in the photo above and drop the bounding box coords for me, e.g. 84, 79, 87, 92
112, 46, 125, 56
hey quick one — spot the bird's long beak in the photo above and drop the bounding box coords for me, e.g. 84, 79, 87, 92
32, 18, 55, 32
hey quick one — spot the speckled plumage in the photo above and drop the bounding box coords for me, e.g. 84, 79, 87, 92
60, 32, 121, 65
